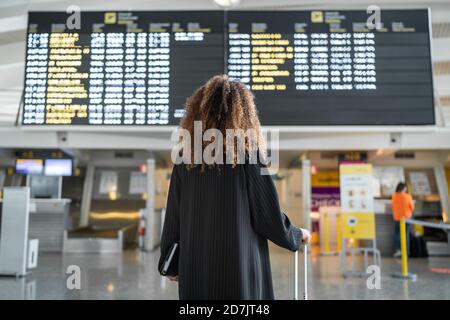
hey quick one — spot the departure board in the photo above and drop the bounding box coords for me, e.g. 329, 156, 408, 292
22, 10, 434, 126
23, 11, 224, 125
227, 10, 434, 125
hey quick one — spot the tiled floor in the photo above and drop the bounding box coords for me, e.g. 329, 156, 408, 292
0, 247, 449, 300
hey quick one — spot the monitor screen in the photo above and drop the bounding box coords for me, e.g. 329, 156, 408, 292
23, 11, 225, 125
15, 159, 44, 174
226, 9, 434, 125
44, 159, 73, 176
22, 9, 434, 126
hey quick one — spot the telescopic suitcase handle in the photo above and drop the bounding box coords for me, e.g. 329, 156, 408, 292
294, 244, 308, 300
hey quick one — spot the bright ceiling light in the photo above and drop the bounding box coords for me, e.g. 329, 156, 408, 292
213, 0, 241, 8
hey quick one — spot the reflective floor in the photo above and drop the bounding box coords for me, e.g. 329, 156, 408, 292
1, 247, 449, 300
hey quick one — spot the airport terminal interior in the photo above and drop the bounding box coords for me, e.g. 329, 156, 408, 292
0, 0, 450, 300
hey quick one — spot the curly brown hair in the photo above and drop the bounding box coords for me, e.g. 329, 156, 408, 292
179, 74, 265, 168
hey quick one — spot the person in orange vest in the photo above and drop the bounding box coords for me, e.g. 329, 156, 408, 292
391, 182, 414, 258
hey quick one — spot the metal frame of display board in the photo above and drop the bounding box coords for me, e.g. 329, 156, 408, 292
17, 125, 438, 132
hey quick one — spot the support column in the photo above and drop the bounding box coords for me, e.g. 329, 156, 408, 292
434, 164, 450, 222
144, 158, 156, 251
79, 163, 95, 227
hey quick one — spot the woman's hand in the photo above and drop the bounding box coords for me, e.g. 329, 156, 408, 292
300, 228, 311, 245
168, 275, 179, 282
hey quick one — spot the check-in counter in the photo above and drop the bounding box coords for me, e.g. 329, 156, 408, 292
373, 200, 396, 256
373, 198, 446, 256
28, 198, 71, 252
358, 200, 395, 256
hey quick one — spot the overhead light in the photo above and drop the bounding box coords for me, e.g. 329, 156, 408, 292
213, 0, 241, 8
107, 283, 115, 293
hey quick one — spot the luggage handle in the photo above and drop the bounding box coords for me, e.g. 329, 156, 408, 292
294, 244, 308, 300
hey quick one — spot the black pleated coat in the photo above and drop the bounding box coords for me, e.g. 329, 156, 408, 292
158, 163, 302, 300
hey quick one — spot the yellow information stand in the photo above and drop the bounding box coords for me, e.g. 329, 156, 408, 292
341, 212, 375, 239
339, 163, 381, 277
336, 214, 342, 252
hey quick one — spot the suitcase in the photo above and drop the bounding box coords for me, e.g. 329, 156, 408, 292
294, 244, 309, 300
409, 234, 428, 258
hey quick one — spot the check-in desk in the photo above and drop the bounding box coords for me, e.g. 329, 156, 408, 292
372, 198, 447, 256
372, 200, 396, 256
357, 200, 395, 256
28, 198, 71, 252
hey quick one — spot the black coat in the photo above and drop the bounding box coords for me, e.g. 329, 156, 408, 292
158, 163, 302, 300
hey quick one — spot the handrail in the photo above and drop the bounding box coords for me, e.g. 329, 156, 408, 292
406, 218, 450, 230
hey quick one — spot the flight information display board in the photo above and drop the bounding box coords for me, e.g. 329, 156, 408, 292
227, 10, 434, 125
23, 11, 224, 125
22, 10, 434, 126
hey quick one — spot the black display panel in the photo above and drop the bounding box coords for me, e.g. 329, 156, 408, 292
23, 11, 224, 125
22, 10, 434, 126
226, 10, 434, 125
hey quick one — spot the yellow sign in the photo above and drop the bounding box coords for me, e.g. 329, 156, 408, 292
311, 170, 339, 188
340, 163, 372, 175
342, 212, 375, 239
311, 11, 324, 23
105, 12, 117, 24
340, 163, 375, 239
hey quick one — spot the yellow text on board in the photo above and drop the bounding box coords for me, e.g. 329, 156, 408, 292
340, 163, 372, 175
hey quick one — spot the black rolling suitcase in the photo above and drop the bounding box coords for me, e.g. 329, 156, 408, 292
409, 234, 428, 257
